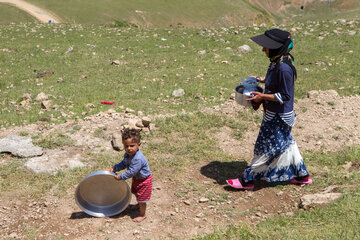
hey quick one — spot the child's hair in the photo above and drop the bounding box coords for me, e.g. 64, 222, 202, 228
121, 128, 141, 143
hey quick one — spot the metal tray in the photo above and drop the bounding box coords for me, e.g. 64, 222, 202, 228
75, 170, 131, 217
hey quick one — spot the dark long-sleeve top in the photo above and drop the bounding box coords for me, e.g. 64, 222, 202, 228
263, 62, 296, 126
112, 149, 151, 180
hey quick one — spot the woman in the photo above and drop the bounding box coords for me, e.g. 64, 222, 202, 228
227, 28, 311, 190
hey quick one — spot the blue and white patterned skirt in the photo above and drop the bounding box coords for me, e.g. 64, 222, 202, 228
242, 114, 309, 183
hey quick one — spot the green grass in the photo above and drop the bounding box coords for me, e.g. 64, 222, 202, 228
1, 20, 359, 128
0, 3, 36, 24
24, 0, 258, 27
32, 130, 76, 149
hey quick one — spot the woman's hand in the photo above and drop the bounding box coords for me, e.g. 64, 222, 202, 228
247, 91, 263, 103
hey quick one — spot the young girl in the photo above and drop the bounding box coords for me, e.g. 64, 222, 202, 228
227, 28, 311, 190
107, 128, 152, 222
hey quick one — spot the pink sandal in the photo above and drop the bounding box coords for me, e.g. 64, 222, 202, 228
226, 178, 254, 190
289, 176, 312, 185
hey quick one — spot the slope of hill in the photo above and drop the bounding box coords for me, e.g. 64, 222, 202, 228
0, 0, 359, 27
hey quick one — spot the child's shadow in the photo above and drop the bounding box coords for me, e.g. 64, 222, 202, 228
200, 160, 248, 185
69, 204, 138, 220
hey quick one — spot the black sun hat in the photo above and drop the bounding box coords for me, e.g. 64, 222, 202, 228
251, 28, 291, 49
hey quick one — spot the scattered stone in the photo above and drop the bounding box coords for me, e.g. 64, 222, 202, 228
0, 136, 43, 158
149, 123, 156, 132
80, 74, 87, 79
141, 117, 151, 127
195, 93, 204, 100
198, 50, 207, 55
300, 192, 342, 210
23, 93, 32, 101
86, 103, 95, 109
237, 45, 251, 54
125, 108, 135, 114
199, 198, 209, 203
57, 77, 64, 83
35, 92, 48, 101
41, 100, 52, 110
172, 89, 185, 97
184, 200, 191, 205
135, 120, 144, 128
196, 213, 204, 218
25, 150, 84, 174
111, 133, 123, 151
111, 60, 120, 65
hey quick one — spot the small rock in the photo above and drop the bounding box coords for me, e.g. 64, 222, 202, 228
125, 108, 135, 113
300, 192, 342, 209
135, 120, 144, 128
23, 93, 32, 101
111, 133, 123, 151
86, 103, 95, 109
149, 123, 156, 132
199, 198, 209, 203
41, 100, 52, 110
141, 117, 151, 127
112, 60, 120, 65
35, 92, 48, 101
172, 89, 185, 97
237, 45, 251, 54
195, 93, 204, 100
184, 200, 191, 205
196, 213, 204, 218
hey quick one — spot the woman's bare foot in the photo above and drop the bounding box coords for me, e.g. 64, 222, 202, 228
132, 215, 147, 222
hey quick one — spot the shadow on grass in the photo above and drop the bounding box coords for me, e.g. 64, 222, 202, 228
200, 160, 248, 185
201, 160, 293, 192
69, 204, 139, 220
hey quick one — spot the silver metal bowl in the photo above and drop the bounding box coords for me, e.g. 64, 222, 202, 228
234, 85, 264, 107
75, 170, 131, 217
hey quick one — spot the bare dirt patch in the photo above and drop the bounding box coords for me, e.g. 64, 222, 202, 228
0, 90, 359, 239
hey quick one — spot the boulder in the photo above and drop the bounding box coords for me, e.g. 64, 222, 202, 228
0, 135, 43, 158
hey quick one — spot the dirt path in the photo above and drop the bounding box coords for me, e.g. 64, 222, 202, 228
0, 0, 62, 23
0, 90, 359, 239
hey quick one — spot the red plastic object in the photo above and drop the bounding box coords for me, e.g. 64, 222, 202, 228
101, 101, 114, 105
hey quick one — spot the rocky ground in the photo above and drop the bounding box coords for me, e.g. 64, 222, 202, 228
0, 90, 359, 239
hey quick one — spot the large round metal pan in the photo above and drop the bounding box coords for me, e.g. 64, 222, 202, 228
75, 170, 131, 217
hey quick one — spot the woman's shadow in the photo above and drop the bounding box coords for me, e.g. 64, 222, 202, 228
200, 160, 248, 191
201, 160, 291, 191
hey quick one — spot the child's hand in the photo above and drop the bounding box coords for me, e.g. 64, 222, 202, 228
114, 174, 120, 181
104, 168, 114, 173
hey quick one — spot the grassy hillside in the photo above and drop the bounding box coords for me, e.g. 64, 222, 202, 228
1, 0, 360, 27
0, 3, 36, 24
0, 19, 359, 128
24, 0, 266, 27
